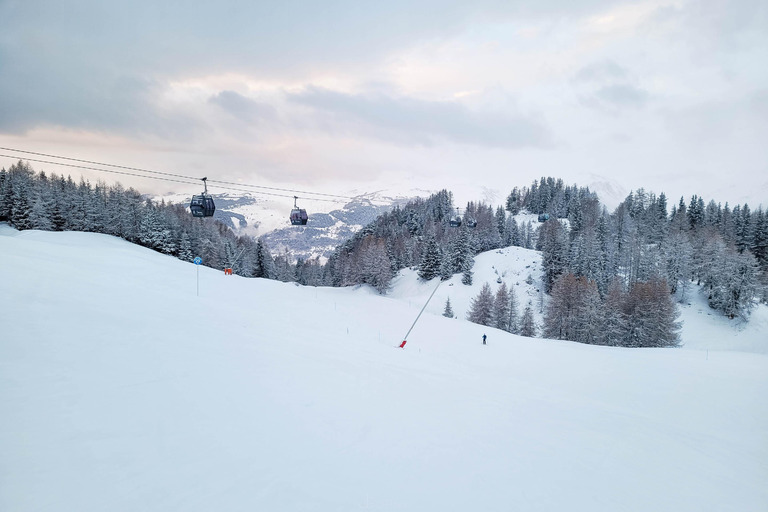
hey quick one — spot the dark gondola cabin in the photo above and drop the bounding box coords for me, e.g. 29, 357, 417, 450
449, 207, 462, 227
290, 208, 308, 225
290, 196, 308, 225
189, 177, 215, 217
190, 195, 215, 217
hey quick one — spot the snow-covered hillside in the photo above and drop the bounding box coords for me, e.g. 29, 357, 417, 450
2, 225, 767, 512
389, 245, 547, 328
390, 243, 768, 355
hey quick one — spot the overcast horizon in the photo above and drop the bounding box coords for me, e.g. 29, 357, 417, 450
1, 0, 766, 210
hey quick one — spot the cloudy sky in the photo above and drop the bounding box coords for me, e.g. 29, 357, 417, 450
1, 0, 766, 209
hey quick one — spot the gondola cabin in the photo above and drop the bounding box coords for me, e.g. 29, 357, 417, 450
290, 208, 308, 225
190, 195, 215, 217
189, 177, 215, 217
449, 207, 462, 228
538, 213, 550, 222
290, 196, 308, 225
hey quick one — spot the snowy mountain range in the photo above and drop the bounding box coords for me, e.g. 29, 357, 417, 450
160, 190, 417, 261
1, 224, 766, 511
260, 193, 410, 261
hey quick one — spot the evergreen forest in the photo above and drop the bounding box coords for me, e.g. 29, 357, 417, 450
2, 162, 766, 348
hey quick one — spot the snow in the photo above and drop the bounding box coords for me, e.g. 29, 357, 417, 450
678, 289, 768, 354
1, 224, 767, 512
388, 245, 546, 327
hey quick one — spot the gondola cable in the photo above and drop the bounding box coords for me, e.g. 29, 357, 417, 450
0, 147, 355, 202
0, 153, 347, 203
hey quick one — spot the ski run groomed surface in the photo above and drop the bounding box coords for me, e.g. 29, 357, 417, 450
1, 224, 767, 512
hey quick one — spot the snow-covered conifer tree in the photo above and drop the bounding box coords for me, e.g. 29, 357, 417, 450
687, 195, 706, 231
28, 172, 55, 231
360, 236, 393, 293
507, 285, 520, 334
664, 231, 693, 302
443, 297, 454, 318
29, 194, 53, 231
572, 279, 602, 345
524, 220, 534, 249
448, 226, 474, 274
750, 208, 768, 269
138, 205, 165, 251
543, 273, 581, 341
254, 238, 275, 279
519, 305, 536, 337
467, 282, 494, 327
703, 245, 759, 320
273, 249, 296, 282
505, 187, 522, 215
10, 177, 32, 230
0, 167, 7, 221
418, 235, 442, 281
461, 266, 473, 286
539, 218, 569, 292
495, 206, 506, 239
439, 250, 454, 281
622, 279, 680, 347
492, 283, 511, 331
178, 232, 194, 262
599, 278, 626, 346
505, 217, 520, 247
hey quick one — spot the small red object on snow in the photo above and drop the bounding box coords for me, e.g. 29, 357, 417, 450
399, 340, 407, 348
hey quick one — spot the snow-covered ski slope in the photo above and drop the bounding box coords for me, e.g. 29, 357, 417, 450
1, 225, 767, 512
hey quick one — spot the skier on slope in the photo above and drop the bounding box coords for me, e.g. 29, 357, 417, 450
482, 334, 487, 345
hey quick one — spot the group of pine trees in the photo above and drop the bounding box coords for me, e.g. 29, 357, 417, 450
323, 182, 594, 293
533, 187, 766, 346
538, 188, 766, 318
542, 274, 680, 347
462, 282, 537, 337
